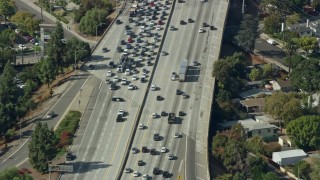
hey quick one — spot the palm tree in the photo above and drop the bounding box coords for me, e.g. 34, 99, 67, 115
283, 33, 298, 76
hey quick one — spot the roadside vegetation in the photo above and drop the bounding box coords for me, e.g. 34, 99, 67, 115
0, 167, 33, 180
211, 0, 320, 178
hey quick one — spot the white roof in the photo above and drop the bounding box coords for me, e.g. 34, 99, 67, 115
273, 149, 307, 159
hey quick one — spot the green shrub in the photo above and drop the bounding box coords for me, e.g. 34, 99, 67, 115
5, 128, 16, 141
55, 111, 81, 138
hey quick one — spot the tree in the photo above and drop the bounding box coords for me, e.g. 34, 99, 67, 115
291, 59, 320, 92
0, 29, 15, 49
0, 48, 15, 72
0, 0, 15, 24
46, 21, 65, 69
283, 33, 298, 75
65, 37, 91, 65
263, 12, 282, 34
264, 92, 304, 124
247, 155, 268, 179
216, 174, 233, 180
286, 13, 300, 25
296, 36, 319, 53
249, 68, 262, 81
38, 57, 56, 87
78, 8, 108, 35
262, 64, 272, 78
29, 123, 57, 173
311, 0, 320, 11
233, 172, 246, 180
293, 160, 311, 180
0, 167, 33, 180
10, 11, 40, 35
287, 115, 320, 151
235, 14, 259, 52
245, 136, 265, 154
223, 139, 247, 174
263, 172, 279, 180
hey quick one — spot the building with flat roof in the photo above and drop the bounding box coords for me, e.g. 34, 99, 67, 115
272, 149, 307, 166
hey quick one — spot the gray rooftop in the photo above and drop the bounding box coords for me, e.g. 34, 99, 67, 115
218, 119, 277, 131
273, 149, 307, 159
239, 89, 273, 99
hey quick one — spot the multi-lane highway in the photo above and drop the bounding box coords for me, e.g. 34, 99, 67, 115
122, 0, 225, 179
61, 1, 174, 179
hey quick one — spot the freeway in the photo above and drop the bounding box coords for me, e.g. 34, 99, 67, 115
61, 0, 173, 179
122, 0, 224, 179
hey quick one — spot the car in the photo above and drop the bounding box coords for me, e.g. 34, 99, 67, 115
139, 123, 144, 129
117, 46, 122, 52
142, 68, 147, 74
163, 171, 170, 178
179, 111, 184, 116
161, 111, 167, 116
110, 83, 116, 90
66, 151, 73, 161
121, 78, 127, 85
126, 43, 132, 49
182, 93, 189, 99
113, 76, 119, 82
161, 51, 166, 56
176, 89, 183, 95
168, 154, 174, 160
156, 26, 161, 31
116, 19, 121, 24
121, 40, 126, 45
125, 25, 130, 30
141, 77, 146, 83
132, 75, 138, 81
112, 96, 123, 102
118, 109, 125, 116
129, 18, 134, 23
137, 38, 143, 43
134, 21, 139, 26
150, 148, 156, 155
174, 132, 181, 138
124, 168, 131, 173
108, 61, 115, 68
128, 37, 133, 43
149, 20, 155, 26
267, 38, 276, 45
46, 111, 55, 119
102, 47, 108, 53
151, 113, 158, 119
198, 28, 204, 33
128, 83, 135, 90
117, 66, 123, 72
133, 171, 139, 177
18, 44, 27, 50
165, 0, 170, 5
123, 49, 128, 55
170, 25, 175, 31
142, 174, 148, 180
156, 95, 162, 101
161, 147, 167, 153
203, 22, 208, 27
106, 71, 112, 77
171, 72, 177, 80
188, 18, 193, 23
150, 84, 157, 91
125, 69, 131, 76
180, 20, 185, 25
210, 25, 215, 30
132, 69, 138, 74
132, 147, 138, 154
125, 30, 132, 35
142, 146, 148, 153
147, 60, 152, 66
154, 133, 160, 141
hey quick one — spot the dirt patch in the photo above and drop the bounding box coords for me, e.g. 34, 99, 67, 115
19, 160, 60, 180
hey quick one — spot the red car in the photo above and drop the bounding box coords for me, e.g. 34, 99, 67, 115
128, 37, 133, 43
158, 20, 162, 25
150, 2, 154, 6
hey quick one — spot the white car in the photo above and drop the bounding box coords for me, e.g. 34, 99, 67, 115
138, 123, 144, 129
132, 147, 138, 154
45, 111, 55, 119
121, 78, 127, 85
198, 28, 204, 33
133, 171, 139, 177
156, 26, 161, 31
267, 38, 276, 45
106, 71, 112, 77
171, 72, 177, 80
151, 113, 157, 119
161, 147, 167, 153
118, 109, 125, 116
137, 56, 143, 62
141, 74, 147, 79
132, 75, 138, 81
18, 44, 27, 50
150, 84, 157, 91
174, 132, 181, 138
124, 168, 131, 173
113, 76, 119, 82
125, 69, 131, 76
128, 83, 135, 90
142, 174, 148, 179
123, 49, 128, 55
168, 154, 174, 160
149, 20, 155, 26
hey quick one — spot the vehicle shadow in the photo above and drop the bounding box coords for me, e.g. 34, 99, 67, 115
61, 161, 111, 174
185, 66, 200, 82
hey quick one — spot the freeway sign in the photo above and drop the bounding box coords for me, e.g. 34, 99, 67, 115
49, 165, 73, 172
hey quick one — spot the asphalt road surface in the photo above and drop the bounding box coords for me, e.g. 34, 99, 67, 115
255, 38, 287, 65
60, 1, 174, 180
122, 0, 221, 179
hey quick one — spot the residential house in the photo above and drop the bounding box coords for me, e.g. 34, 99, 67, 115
218, 118, 278, 139
240, 98, 265, 112
271, 79, 292, 92
287, 21, 313, 37
272, 149, 307, 166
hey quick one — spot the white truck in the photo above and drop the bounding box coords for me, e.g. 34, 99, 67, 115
179, 60, 188, 82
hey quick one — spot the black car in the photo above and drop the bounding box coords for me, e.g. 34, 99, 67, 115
117, 46, 122, 52
153, 167, 160, 175
153, 133, 160, 141
112, 96, 123, 102
128, 18, 133, 23
176, 89, 183, 95
125, 25, 130, 30
188, 18, 193, 23
66, 152, 73, 161
203, 22, 208, 27
138, 160, 144, 166
165, 0, 170, 5
210, 25, 215, 30
141, 77, 146, 83
180, 20, 185, 25
102, 47, 108, 53
147, 60, 152, 66
163, 171, 170, 178
156, 95, 162, 101
152, 15, 157, 20
110, 83, 116, 90
161, 111, 167, 116
142, 146, 148, 153
179, 111, 184, 116
150, 148, 156, 155
108, 61, 115, 68
161, 16, 166, 20
121, 40, 126, 45
115, 19, 121, 24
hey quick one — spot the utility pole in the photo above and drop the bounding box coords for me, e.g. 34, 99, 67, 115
242, 0, 245, 15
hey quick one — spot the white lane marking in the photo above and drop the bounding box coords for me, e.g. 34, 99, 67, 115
99, 80, 103, 89
179, 160, 184, 172
196, 177, 205, 180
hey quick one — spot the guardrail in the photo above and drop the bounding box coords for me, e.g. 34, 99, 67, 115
116, 0, 178, 179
